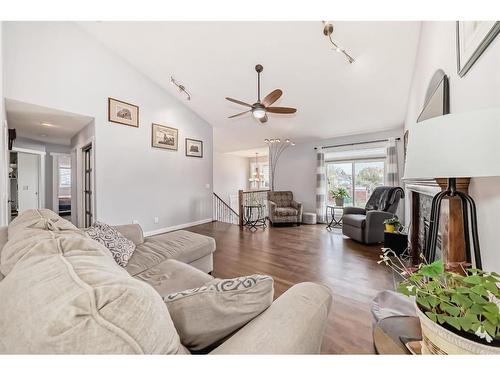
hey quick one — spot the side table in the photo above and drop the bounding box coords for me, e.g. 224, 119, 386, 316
326, 205, 344, 230
243, 204, 267, 230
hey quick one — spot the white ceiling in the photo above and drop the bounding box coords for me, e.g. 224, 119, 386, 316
78, 21, 420, 153
6, 99, 93, 145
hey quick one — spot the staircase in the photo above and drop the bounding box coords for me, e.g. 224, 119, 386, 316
213, 192, 239, 225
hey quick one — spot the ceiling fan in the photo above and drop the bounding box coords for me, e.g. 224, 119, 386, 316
225, 64, 297, 124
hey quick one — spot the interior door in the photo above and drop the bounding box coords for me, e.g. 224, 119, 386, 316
17, 152, 40, 212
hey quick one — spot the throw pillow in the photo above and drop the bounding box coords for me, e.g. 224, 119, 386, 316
164, 274, 274, 351
84, 222, 136, 267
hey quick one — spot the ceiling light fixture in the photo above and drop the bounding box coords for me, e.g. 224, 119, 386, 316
41, 122, 55, 127
170, 76, 191, 101
322, 21, 355, 64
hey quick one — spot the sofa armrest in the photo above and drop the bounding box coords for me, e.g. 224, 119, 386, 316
210, 282, 332, 354
343, 207, 366, 216
114, 224, 144, 245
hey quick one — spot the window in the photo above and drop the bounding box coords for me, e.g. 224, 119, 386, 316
326, 159, 385, 207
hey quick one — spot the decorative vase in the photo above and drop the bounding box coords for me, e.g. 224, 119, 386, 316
416, 306, 500, 354
385, 224, 396, 233
335, 197, 344, 207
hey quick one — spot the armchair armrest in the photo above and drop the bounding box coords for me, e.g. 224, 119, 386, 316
290, 200, 303, 215
365, 210, 395, 243
343, 207, 366, 216
210, 282, 332, 354
268, 200, 277, 213
113, 224, 144, 245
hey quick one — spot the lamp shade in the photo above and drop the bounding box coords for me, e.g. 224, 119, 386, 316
403, 108, 500, 179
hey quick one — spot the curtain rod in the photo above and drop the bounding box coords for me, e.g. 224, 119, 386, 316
314, 137, 401, 150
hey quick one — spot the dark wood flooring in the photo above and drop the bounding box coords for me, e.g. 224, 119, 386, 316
186, 221, 395, 354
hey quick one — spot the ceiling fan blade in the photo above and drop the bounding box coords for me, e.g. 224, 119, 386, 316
266, 106, 297, 114
259, 114, 268, 124
228, 110, 251, 119
225, 97, 253, 108
261, 89, 283, 107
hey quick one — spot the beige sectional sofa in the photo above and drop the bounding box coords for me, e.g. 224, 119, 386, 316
0, 209, 332, 354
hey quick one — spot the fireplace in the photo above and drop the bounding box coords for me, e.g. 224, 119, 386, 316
405, 178, 470, 265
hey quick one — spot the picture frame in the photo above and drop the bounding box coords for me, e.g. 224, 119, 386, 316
151, 123, 178, 150
185, 138, 203, 158
108, 97, 139, 127
457, 21, 500, 77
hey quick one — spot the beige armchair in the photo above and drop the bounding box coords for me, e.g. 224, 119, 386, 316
267, 191, 303, 226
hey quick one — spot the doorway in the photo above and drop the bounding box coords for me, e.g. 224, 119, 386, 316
8, 149, 44, 222
82, 144, 93, 228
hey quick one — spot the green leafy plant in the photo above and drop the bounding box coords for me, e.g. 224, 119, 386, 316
330, 187, 350, 199
383, 217, 401, 226
379, 248, 500, 344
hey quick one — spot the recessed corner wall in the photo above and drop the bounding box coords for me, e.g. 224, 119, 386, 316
3, 21, 213, 231
404, 21, 500, 271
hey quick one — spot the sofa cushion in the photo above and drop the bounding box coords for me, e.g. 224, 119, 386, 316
126, 230, 216, 276
134, 259, 213, 297
342, 214, 366, 229
0, 209, 182, 354
164, 275, 274, 351
274, 207, 298, 217
84, 222, 136, 267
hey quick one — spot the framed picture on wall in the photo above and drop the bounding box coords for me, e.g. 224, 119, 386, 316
108, 97, 139, 127
151, 123, 178, 150
185, 138, 203, 158
457, 21, 500, 77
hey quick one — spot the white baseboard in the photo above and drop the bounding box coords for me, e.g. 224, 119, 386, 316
143, 218, 213, 237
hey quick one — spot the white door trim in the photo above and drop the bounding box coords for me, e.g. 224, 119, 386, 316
72, 136, 95, 228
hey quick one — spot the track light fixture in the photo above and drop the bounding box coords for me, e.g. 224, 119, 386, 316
170, 76, 191, 101
322, 21, 355, 64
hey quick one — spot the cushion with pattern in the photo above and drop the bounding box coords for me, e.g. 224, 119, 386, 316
164, 274, 274, 351
84, 222, 136, 267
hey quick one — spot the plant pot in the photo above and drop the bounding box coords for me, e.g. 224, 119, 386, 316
335, 197, 344, 207
416, 306, 500, 354
385, 224, 396, 233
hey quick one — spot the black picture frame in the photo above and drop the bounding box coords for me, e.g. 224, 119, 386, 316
185, 138, 203, 158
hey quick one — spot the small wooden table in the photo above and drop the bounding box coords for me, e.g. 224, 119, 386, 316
373, 316, 422, 354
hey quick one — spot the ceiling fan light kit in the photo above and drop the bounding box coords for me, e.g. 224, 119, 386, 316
322, 21, 355, 64
226, 64, 297, 124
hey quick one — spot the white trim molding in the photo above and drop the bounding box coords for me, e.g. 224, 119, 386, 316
143, 218, 213, 237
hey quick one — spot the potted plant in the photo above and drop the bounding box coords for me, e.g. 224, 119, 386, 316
379, 249, 500, 354
383, 217, 401, 233
331, 187, 349, 207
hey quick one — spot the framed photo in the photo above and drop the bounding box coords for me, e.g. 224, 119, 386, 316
457, 21, 500, 77
151, 123, 178, 150
108, 97, 139, 127
185, 138, 203, 158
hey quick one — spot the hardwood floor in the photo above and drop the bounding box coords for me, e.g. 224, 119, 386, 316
186, 221, 395, 354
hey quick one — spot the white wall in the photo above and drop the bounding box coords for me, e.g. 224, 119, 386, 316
213, 152, 249, 204
275, 128, 404, 213
404, 21, 500, 271
3, 22, 213, 232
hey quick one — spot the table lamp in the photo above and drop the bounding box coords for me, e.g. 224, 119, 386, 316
403, 108, 500, 269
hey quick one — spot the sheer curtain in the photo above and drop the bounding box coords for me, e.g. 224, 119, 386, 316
316, 149, 326, 223
385, 138, 399, 186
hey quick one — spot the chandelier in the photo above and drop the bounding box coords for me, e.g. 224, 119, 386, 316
249, 153, 265, 188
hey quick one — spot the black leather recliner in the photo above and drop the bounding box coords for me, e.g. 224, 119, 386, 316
342, 186, 404, 244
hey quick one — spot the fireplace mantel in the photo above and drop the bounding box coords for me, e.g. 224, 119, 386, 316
404, 178, 470, 265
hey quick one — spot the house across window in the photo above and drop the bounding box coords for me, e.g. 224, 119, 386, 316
326, 159, 385, 208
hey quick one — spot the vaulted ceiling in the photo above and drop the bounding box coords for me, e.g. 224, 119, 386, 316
79, 21, 420, 152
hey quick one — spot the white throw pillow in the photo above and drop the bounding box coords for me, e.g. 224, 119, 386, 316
164, 274, 274, 351
84, 222, 136, 267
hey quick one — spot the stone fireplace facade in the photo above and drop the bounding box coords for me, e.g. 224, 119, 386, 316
405, 178, 470, 265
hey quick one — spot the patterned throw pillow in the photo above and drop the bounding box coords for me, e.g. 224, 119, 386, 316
84, 222, 136, 267
164, 274, 274, 351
